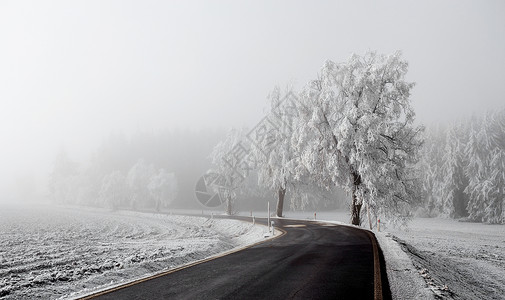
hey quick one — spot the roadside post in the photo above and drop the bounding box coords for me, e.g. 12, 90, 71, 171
367, 203, 372, 230
267, 201, 271, 233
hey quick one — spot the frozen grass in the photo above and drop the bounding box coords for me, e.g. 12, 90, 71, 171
0, 203, 266, 300
387, 217, 505, 300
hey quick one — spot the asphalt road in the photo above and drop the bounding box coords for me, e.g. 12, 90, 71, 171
85, 217, 391, 300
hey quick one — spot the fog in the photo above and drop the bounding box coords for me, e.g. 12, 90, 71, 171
1, 0, 504, 202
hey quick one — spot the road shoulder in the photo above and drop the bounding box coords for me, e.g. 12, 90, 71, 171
375, 232, 434, 300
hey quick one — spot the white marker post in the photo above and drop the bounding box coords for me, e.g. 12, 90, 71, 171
267, 201, 270, 233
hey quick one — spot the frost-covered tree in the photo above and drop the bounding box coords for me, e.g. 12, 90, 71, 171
48, 150, 80, 204
210, 128, 248, 215
464, 111, 505, 223
419, 125, 447, 216
464, 117, 492, 221
99, 170, 126, 209
488, 110, 505, 223
126, 159, 155, 209
464, 123, 481, 218
148, 169, 178, 211
419, 109, 505, 223
485, 149, 505, 223
294, 51, 424, 225
440, 125, 469, 218
488, 109, 505, 151
252, 86, 300, 217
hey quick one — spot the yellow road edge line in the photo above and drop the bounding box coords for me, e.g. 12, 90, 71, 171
366, 231, 383, 300
307, 220, 383, 299
277, 218, 383, 299
79, 225, 287, 300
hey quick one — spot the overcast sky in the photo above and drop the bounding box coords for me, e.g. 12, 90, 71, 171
1, 0, 504, 195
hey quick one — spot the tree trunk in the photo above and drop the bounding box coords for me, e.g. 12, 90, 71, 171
351, 191, 362, 225
350, 172, 362, 226
276, 187, 286, 217
367, 202, 372, 230
226, 195, 232, 215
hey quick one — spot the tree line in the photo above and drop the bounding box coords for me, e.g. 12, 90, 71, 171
49, 152, 177, 211
48, 51, 503, 225
48, 129, 225, 210
420, 109, 505, 224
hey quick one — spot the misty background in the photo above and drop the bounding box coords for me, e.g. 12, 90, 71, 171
1, 0, 504, 207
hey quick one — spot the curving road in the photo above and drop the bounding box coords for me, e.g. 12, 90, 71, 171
84, 217, 391, 300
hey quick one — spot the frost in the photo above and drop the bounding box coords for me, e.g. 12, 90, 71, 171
0, 204, 265, 300
420, 109, 505, 223
384, 217, 505, 299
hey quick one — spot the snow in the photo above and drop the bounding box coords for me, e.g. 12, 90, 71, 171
375, 232, 434, 299
383, 217, 505, 300
0, 204, 268, 300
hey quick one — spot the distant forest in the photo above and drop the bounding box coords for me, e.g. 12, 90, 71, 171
49, 129, 224, 210
420, 108, 505, 224
49, 107, 505, 224
48, 129, 346, 212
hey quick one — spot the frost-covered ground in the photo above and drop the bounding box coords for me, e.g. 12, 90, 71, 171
0, 204, 266, 300
383, 218, 505, 300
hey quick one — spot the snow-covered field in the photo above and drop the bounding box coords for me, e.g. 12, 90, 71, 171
0, 204, 267, 299
383, 218, 505, 300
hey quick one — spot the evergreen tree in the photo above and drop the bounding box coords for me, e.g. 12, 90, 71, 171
484, 149, 505, 223
465, 118, 491, 221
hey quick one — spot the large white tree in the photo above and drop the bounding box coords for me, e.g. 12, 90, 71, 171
293, 51, 424, 225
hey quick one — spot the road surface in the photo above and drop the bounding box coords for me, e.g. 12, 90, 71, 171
84, 217, 391, 300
